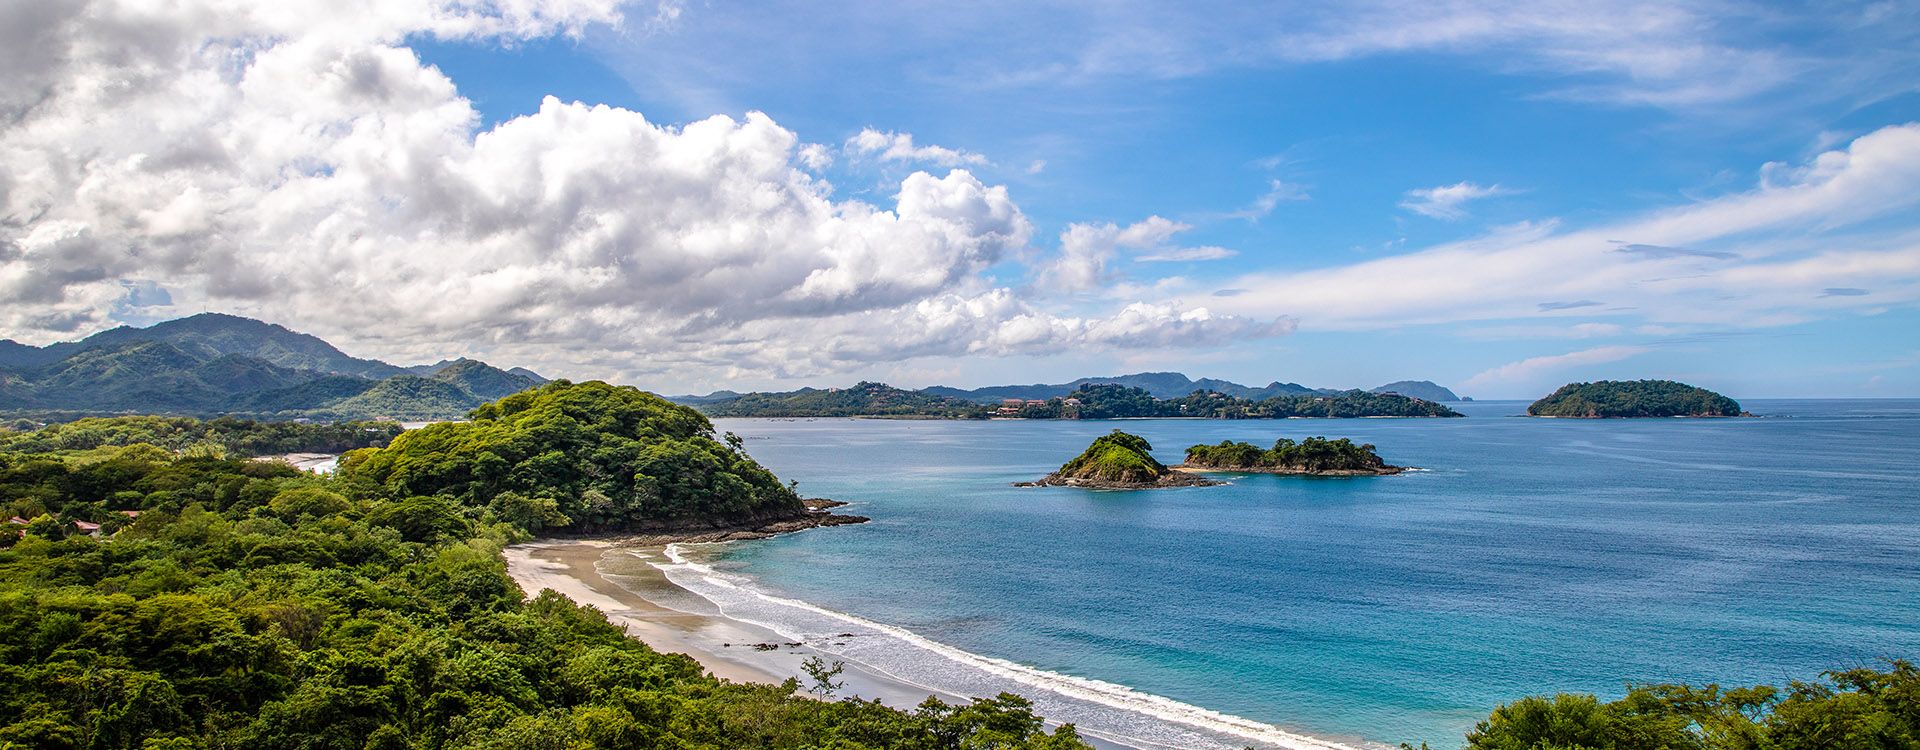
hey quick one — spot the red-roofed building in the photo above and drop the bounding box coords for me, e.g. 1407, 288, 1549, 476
72, 520, 102, 537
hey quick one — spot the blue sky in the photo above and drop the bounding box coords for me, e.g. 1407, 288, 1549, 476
5, 0, 1920, 397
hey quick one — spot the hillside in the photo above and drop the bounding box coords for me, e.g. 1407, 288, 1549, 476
998, 384, 1463, 419
0, 382, 1082, 750
307, 375, 487, 421
688, 373, 1462, 418
1021, 430, 1220, 488
429, 358, 544, 401
1370, 380, 1463, 402
694, 381, 1461, 419
0, 312, 404, 378
340, 380, 839, 530
0, 314, 545, 420
699, 381, 989, 418
1528, 380, 1744, 418
922, 371, 1326, 402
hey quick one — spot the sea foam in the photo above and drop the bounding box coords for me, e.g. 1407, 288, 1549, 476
655, 544, 1380, 750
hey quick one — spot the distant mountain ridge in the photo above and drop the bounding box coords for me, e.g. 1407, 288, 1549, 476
1368, 380, 1462, 402
0, 314, 546, 420
675, 371, 1463, 406
678, 379, 1462, 419
920, 371, 1326, 402
699, 381, 985, 418
0, 313, 404, 378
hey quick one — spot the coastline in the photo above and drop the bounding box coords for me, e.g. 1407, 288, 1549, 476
1174, 464, 1405, 477
504, 535, 1380, 750
502, 538, 973, 708
1015, 472, 1225, 489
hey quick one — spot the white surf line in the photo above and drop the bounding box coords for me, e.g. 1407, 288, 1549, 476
658, 544, 1375, 750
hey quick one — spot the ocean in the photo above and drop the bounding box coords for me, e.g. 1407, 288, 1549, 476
643, 400, 1920, 749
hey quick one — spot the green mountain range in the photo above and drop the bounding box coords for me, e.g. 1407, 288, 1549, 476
681, 381, 1461, 419
699, 381, 986, 418
1369, 380, 1463, 402
0, 314, 544, 420
681, 372, 1466, 406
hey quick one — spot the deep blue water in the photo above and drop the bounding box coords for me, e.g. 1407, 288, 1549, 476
689, 401, 1920, 748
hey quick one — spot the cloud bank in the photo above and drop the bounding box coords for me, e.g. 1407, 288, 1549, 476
0, 0, 1289, 385
1198, 124, 1920, 331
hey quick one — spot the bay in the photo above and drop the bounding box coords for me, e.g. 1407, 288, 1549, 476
674, 400, 1920, 748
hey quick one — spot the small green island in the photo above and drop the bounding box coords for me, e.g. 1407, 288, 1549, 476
1527, 379, 1746, 418
1018, 431, 1223, 489
1181, 436, 1405, 476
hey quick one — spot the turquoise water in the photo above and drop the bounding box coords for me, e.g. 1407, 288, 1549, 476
682, 401, 1920, 748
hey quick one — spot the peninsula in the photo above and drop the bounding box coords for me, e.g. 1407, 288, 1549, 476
1181, 437, 1406, 476
1527, 379, 1745, 418
1019, 430, 1223, 489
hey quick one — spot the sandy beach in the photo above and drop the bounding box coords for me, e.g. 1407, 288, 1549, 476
254, 452, 340, 473
503, 539, 970, 708
502, 539, 1311, 750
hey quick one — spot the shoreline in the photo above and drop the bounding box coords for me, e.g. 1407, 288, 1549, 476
502, 538, 974, 709
504, 536, 1378, 750
1014, 472, 1225, 489
1173, 464, 1406, 477
536, 502, 870, 546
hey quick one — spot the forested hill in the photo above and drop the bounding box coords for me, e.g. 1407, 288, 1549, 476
0, 414, 403, 456
681, 373, 1468, 411
0, 380, 1092, 749
340, 381, 816, 531
920, 371, 1323, 402
1369, 380, 1462, 402
688, 382, 1461, 419
698, 381, 989, 418
1527, 379, 1744, 418
0, 314, 545, 420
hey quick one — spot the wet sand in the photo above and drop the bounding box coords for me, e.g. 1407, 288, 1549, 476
502, 539, 968, 707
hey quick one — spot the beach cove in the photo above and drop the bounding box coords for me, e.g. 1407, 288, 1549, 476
505, 538, 1370, 750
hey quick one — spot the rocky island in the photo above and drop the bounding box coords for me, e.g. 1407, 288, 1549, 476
1019, 430, 1224, 489
1527, 379, 1746, 418
1181, 436, 1406, 476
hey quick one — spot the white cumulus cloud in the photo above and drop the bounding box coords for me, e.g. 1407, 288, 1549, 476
1036, 216, 1239, 291
0, 0, 1285, 387
845, 128, 988, 166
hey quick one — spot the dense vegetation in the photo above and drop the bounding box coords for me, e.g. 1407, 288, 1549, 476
0, 415, 401, 457
918, 371, 1323, 402
1183, 436, 1397, 474
1370, 380, 1462, 402
691, 378, 1462, 419
0, 389, 1090, 749
340, 381, 809, 531
1443, 662, 1919, 750
698, 382, 990, 418
1054, 431, 1170, 484
311, 376, 489, 421
1003, 384, 1463, 419
1528, 380, 1743, 418
0, 314, 542, 420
